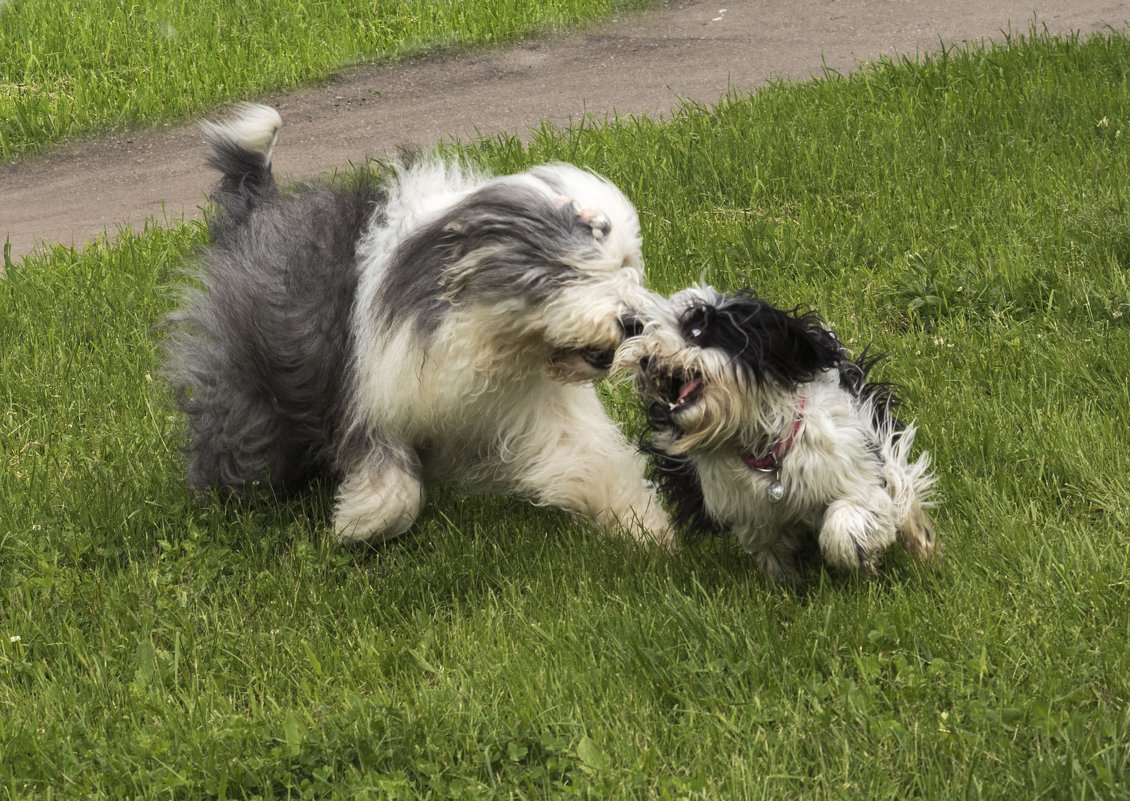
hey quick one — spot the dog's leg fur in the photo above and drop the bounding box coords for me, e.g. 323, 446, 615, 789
179, 372, 309, 492
818, 487, 898, 575
881, 424, 937, 561
333, 445, 425, 543
736, 523, 806, 583
897, 503, 936, 561
509, 386, 674, 547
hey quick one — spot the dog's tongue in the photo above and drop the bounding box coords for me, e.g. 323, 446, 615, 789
675, 376, 702, 405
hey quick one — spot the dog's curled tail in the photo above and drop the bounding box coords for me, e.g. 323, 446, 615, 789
200, 103, 282, 226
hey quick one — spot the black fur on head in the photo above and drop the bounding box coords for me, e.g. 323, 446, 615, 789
680, 290, 844, 389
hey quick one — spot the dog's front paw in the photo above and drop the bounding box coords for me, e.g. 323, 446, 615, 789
333, 459, 425, 544
819, 499, 895, 576
593, 496, 677, 552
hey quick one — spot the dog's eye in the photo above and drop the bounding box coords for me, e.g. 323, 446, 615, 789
682, 308, 710, 342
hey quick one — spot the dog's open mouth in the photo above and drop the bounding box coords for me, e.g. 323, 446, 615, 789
656, 370, 704, 412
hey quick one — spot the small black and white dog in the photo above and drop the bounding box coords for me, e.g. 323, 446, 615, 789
163, 103, 672, 546
619, 285, 935, 581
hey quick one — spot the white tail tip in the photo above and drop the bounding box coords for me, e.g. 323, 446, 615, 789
200, 103, 283, 163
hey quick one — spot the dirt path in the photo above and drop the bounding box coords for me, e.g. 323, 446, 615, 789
2, 0, 1125, 262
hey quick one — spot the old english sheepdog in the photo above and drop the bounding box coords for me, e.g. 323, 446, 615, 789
618, 285, 936, 581
163, 103, 672, 546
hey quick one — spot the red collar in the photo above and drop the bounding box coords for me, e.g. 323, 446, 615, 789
740, 396, 805, 472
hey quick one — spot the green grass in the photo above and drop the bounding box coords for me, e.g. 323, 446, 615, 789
4, 26, 1130, 800
0, 0, 652, 162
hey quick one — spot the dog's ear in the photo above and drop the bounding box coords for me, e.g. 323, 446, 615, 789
839, 346, 905, 431
769, 306, 844, 385
639, 431, 725, 538
688, 291, 843, 388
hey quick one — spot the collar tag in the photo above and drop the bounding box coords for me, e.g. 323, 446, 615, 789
738, 395, 805, 503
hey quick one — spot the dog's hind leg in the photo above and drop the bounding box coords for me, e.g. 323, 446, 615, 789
897, 502, 936, 562
333, 445, 425, 544
737, 524, 806, 584
880, 424, 937, 561
172, 358, 316, 494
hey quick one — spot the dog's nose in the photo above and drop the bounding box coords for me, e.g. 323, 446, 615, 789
618, 313, 644, 339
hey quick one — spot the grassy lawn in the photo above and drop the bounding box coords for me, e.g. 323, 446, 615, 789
3, 25, 1130, 800
0, 0, 652, 162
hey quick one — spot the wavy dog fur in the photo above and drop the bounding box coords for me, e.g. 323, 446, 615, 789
164, 104, 672, 546
619, 286, 935, 581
